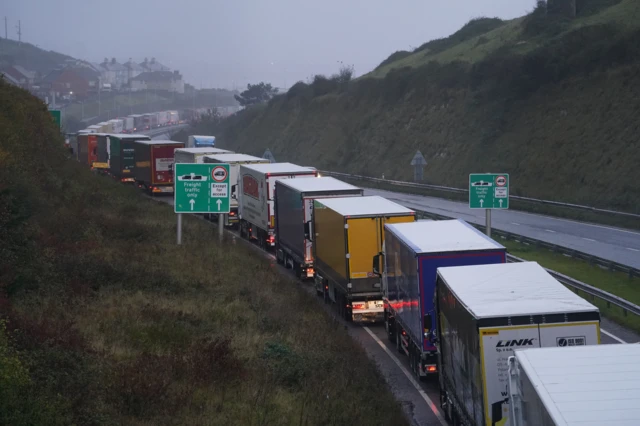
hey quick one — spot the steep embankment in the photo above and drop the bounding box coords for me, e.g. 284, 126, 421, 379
0, 82, 406, 424
217, 0, 640, 211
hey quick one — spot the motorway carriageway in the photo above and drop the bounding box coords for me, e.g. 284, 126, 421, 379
156, 195, 638, 426
361, 188, 640, 270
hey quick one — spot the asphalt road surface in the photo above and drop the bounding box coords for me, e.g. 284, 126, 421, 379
363, 188, 640, 270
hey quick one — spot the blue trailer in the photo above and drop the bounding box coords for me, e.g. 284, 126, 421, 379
375, 219, 506, 380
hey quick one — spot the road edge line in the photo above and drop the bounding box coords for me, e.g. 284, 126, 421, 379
363, 326, 448, 426
601, 328, 627, 344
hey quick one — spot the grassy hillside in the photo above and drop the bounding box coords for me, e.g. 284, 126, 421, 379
212, 0, 640, 213
0, 38, 73, 74
0, 81, 407, 424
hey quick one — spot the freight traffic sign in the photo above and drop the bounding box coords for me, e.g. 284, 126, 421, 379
49, 109, 61, 129
174, 163, 230, 214
469, 173, 509, 209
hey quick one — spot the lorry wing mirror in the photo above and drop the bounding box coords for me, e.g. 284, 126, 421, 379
304, 221, 312, 241
373, 254, 382, 277
231, 184, 237, 199
424, 314, 432, 331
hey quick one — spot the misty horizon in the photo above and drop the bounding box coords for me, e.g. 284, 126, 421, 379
5, 0, 534, 90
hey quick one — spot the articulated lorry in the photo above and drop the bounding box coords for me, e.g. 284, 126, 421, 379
313, 196, 415, 323
123, 117, 134, 133
377, 219, 507, 380
174, 147, 233, 164
435, 261, 600, 426
76, 133, 99, 166
133, 140, 184, 194
94, 134, 111, 171
507, 344, 640, 426
108, 134, 151, 182
238, 163, 317, 249
187, 135, 216, 148
274, 177, 363, 280
204, 153, 269, 227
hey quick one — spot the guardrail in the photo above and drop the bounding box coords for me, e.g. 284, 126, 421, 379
319, 170, 640, 219
321, 170, 639, 279
408, 208, 640, 319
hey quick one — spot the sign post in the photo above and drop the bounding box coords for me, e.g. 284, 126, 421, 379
410, 150, 427, 182
262, 148, 276, 163
174, 163, 231, 244
469, 173, 509, 237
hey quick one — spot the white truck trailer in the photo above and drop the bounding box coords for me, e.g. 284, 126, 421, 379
435, 261, 601, 426
174, 147, 234, 164
508, 344, 640, 426
238, 163, 317, 249
204, 153, 270, 227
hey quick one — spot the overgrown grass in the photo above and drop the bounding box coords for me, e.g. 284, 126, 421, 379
501, 238, 640, 334
0, 80, 408, 425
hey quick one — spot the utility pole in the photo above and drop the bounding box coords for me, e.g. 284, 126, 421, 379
4, 17, 7, 39
16, 20, 21, 43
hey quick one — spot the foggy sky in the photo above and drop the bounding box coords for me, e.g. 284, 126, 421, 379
5, 1, 535, 89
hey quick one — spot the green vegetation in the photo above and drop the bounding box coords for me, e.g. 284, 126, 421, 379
0, 80, 407, 424
209, 0, 640, 215
0, 38, 72, 74
234, 82, 279, 107
502, 238, 640, 334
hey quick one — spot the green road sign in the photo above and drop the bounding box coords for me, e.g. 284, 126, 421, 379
49, 109, 61, 128
174, 163, 230, 214
469, 173, 509, 209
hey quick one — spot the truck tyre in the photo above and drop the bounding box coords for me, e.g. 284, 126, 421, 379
385, 315, 396, 344
396, 324, 403, 354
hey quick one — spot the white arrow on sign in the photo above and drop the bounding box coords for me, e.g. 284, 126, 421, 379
499, 199, 503, 208
216, 199, 222, 211
189, 199, 195, 211
479, 199, 484, 208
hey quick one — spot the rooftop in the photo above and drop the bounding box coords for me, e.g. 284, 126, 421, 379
437, 262, 599, 319
175, 148, 233, 154
204, 153, 269, 163
276, 176, 361, 193
385, 219, 504, 254
134, 140, 184, 146
317, 195, 415, 217
513, 344, 640, 426
240, 162, 317, 175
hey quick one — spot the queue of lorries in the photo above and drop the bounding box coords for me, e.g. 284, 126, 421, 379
71, 135, 639, 426
79, 110, 183, 136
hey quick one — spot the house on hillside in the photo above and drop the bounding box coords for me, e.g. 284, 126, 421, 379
1, 65, 36, 90
140, 57, 171, 73
129, 70, 184, 94
101, 58, 127, 89
42, 67, 100, 98
124, 59, 144, 85
1, 70, 21, 87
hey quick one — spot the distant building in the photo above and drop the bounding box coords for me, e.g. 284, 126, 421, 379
124, 58, 144, 85
1, 70, 21, 87
140, 57, 171, 73
42, 67, 100, 98
129, 70, 184, 94
101, 58, 127, 89
1, 65, 36, 90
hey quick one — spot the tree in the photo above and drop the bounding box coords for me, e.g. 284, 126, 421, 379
234, 82, 278, 107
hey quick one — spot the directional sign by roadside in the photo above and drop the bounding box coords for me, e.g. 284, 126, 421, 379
174, 163, 230, 214
469, 173, 509, 209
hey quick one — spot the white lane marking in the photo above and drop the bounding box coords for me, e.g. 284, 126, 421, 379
363, 327, 448, 426
601, 328, 627, 344
627, 247, 640, 252
545, 229, 556, 233
511, 222, 521, 226
582, 238, 596, 242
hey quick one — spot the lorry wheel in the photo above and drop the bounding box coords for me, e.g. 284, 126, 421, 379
386, 316, 396, 344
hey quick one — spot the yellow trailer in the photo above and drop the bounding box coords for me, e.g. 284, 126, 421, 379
312, 195, 415, 322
